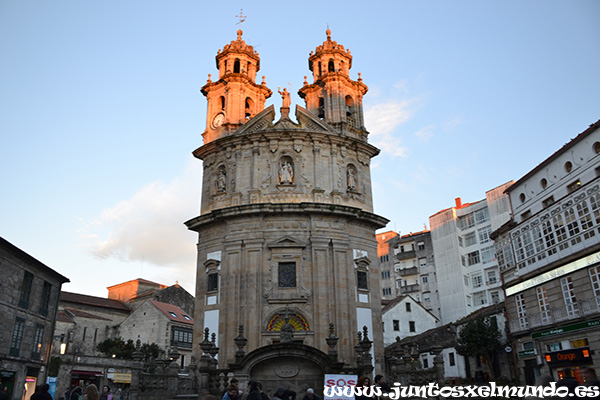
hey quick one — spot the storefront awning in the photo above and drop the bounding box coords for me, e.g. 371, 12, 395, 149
72, 370, 103, 377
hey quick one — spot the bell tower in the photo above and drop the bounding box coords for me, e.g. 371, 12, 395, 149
298, 29, 368, 139
201, 29, 272, 143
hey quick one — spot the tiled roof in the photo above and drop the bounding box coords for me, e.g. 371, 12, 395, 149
106, 278, 165, 289
57, 310, 75, 323
60, 291, 131, 312
149, 300, 193, 325
63, 307, 112, 321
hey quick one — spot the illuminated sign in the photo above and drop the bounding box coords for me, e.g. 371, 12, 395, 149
545, 348, 591, 364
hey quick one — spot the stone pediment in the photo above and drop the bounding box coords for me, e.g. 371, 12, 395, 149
267, 236, 307, 249
234, 105, 276, 135
294, 105, 338, 134
234, 105, 338, 136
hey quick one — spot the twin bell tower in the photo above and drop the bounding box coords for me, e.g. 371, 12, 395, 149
185, 28, 388, 389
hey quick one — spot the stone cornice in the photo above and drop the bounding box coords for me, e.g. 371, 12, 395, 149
184, 202, 389, 232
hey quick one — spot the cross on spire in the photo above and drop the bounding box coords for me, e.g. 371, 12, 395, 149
236, 9, 246, 28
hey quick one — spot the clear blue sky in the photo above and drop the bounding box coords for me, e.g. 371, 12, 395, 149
1, 1, 599, 297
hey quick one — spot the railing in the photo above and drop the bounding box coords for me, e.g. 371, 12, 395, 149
396, 250, 417, 261
399, 284, 420, 294
509, 297, 600, 333
396, 267, 418, 276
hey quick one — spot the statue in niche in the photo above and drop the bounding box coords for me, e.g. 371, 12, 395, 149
216, 168, 226, 193
347, 167, 357, 191
279, 160, 294, 184
278, 86, 291, 108
280, 310, 294, 343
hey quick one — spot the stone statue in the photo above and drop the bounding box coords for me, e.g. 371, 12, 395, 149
347, 168, 357, 190
216, 169, 226, 193
280, 316, 294, 343
279, 161, 294, 184
278, 87, 291, 109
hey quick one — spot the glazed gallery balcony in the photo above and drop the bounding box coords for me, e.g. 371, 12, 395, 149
509, 296, 600, 333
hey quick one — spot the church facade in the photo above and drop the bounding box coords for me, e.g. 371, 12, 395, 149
185, 29, 388, 389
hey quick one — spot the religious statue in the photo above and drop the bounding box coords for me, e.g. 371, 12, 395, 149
278, 86, 291, 109
280, 315, 294, 343
216, 168, 226, 193
347, 167, 357, 191
279, 161, 294, 184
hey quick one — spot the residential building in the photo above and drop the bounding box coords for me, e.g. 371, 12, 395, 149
0, 237, 69, 400
494, 119, 600, 384
376, 231, 398, 301
429, 183, 512, 325
118, 300, 194, 368
388, 230, 440, 318
381, 295, 439, 346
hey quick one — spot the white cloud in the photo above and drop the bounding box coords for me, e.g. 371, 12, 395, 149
365, 100, 414, 157
81, 159, 202, 269
415, 125, 435, 141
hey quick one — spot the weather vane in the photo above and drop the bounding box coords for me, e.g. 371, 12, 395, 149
236, 9, 246, 28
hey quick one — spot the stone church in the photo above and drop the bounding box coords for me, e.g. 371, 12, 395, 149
185, 29, 388, 391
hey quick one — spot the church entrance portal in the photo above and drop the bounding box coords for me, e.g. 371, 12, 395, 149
250, 355, 324, 398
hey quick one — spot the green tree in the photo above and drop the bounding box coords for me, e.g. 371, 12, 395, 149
96, 338, 135, 359
455, 316, 502, 379
140, 342, 163, 362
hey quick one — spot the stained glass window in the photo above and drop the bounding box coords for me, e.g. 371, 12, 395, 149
278, 263, 296, 287
267, 313, 309, 331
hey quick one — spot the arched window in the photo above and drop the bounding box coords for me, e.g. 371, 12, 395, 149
345, 96, 354, 117
234, 59, 240, 73
328, 59, 335, 72
318, 97, 325, 119
245, 97, 254, 119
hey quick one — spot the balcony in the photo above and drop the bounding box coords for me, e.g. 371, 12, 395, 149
509, 297, 600, 333
396, 250, 416, 261
396, 267, 418, 277
399, 284, 420, 295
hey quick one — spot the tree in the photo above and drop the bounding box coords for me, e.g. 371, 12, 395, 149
96, 338, 135, 359
455, 316, 502, 379
140, 343, 164, 363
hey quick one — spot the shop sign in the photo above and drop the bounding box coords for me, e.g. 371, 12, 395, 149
544, 348, 591, 364
112, 373, 132, 383
531, 318, 600, 339
0, 371, 15, 378
518, 349, 537, 358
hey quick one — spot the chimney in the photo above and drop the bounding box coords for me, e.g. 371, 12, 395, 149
455, 197, 462, 208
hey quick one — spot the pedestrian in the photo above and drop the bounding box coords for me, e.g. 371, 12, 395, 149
302, 388, 320, 400
31, 384, 53, 400
223, 385, 241, 400
355, 376, 374, 400
247, 381, 262, 400
273, 388, 285, 400
257, 382, 269, 400
84, 384, 100, 400
100, 385, 113, 400
0, 386, 9, 400
70, 386, 84, 400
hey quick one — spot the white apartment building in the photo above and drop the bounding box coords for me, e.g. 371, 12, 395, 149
494, 119, 600, 384
429, 183, 512, 325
